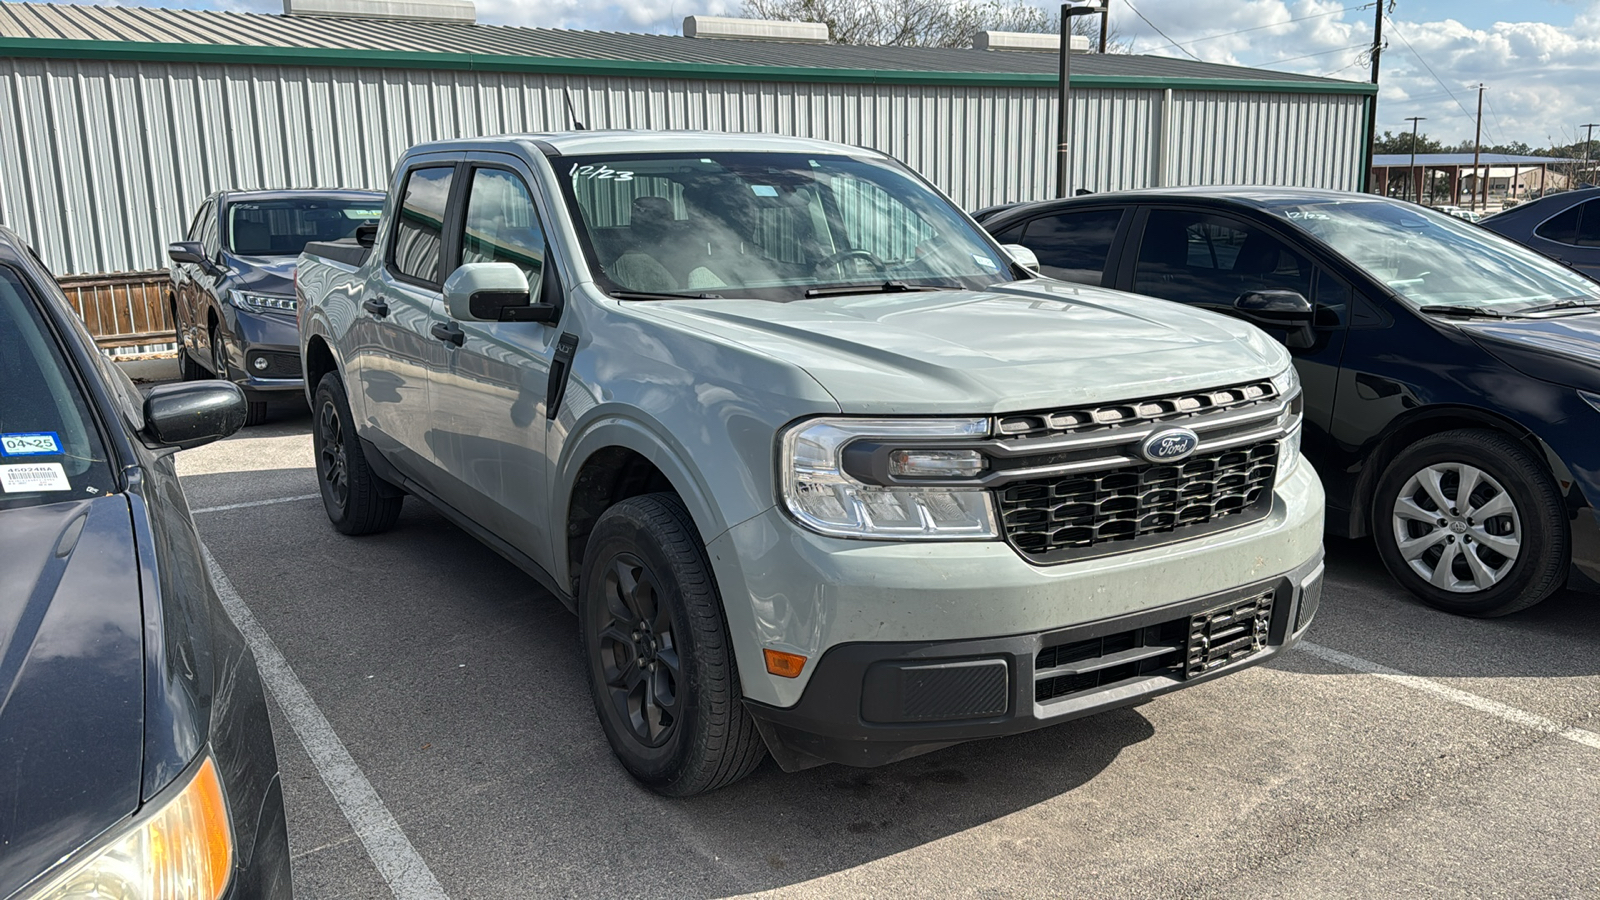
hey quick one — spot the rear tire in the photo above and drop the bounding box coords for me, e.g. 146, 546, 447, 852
312, 371, 403, 536
1372, 429, 1567, 617
244, 399, 269, 427
579, 493, 766, 796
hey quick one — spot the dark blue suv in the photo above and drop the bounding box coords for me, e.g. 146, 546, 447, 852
168, 189, 384, 425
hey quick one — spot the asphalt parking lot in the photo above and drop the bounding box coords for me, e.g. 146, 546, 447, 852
176, 398, 1600, 900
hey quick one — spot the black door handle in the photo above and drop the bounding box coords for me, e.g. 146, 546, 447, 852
431, 321, 465, 347
362, 298, 389, 318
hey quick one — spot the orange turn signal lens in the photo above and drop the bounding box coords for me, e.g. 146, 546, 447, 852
763, 649, 807, 678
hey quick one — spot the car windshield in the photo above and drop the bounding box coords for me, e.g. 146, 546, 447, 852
1268, 199, 1600, 312
556, 152, 1013, 301
227, 198, 384, 257
0, 265, 118, 510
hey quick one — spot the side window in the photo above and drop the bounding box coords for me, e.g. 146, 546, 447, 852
1133, 209, 1311, 306
1575, 200, 1600, 248
198, 205, 220, 258
185, 201, 210, 242
390, 166, 456, 285
989, 221, 1024, 244
1534, 205, 1582, 245
459, 168, 546, 293
1312, 269, 1349, 328
1018, 209, 1123, 285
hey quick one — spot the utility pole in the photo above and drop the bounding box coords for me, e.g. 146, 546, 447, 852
1583, 123, 1598, 186
1056, 3, 1105, 198
1364, 1, 1388, 193
1405, 115, 1426, 204
1471, 85, 1484, 212
1099, 0, 1109, 54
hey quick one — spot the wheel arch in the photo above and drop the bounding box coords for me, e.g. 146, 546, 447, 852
301, 333, 341, 407
1350, 404, 1575, 538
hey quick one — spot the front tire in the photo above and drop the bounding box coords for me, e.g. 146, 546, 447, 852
1372, 429, 1567, 617
174, 305, 205, 381
211, 324, 269, 425
579, 493, 766, 796
312, 371, 403, 536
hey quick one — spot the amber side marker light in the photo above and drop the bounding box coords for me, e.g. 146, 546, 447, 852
764, 649, 807, 678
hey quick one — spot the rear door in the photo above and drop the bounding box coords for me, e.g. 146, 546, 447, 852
1530, 198, 1600, 280
426, 156, 563, 567
354, 155, 461, 480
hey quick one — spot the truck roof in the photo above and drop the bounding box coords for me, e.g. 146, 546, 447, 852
405, 130, 890, 159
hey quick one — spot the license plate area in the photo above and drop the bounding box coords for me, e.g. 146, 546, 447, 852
1185, 589, 1274, 679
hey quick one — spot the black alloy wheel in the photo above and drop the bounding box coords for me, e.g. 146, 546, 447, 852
580, 493, 766, 796
311, 371, 403, 536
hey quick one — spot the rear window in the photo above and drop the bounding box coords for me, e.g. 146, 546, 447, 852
227, 198, 384, 257
0, 266, 118, 509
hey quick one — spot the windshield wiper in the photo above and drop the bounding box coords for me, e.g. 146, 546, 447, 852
804, 281, 947, 298
609, 290, 725, 301
1417, 305, 1510, 319
1515, 298, 1599, 314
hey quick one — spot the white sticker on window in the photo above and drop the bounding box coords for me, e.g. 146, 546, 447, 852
973, 254, 1000, 271
750, 185, 779, 197
1, 432, 62, 456
0, 462, 71, 492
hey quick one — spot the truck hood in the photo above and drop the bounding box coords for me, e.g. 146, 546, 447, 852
630, 280, 1290, 414
1459, 312, 1600, 395
0, 497, 146, 899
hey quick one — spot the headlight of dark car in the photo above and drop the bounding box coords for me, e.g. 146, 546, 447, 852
228, 289, 297, 313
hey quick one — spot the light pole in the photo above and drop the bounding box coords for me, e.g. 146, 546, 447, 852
1056, 3, 1106, 198
1405, 115, 1426, 203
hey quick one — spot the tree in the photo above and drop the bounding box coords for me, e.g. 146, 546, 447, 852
741, 0, 1128, 51
1372, 129, 1444, 156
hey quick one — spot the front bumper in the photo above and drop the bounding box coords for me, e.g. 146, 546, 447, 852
224, 307, 304, 394
747, 552, 1324, 771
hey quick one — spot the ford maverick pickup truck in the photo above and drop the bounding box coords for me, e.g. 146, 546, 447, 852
297, 132, 1325, 795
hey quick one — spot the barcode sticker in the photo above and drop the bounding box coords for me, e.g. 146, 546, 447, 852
0, 462, 72, 492
1, 432, 62, 456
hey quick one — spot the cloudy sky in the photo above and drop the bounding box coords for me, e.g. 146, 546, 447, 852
42, 0, 1600, 149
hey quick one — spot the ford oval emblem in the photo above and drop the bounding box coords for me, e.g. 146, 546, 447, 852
1140, 427, 1199, 463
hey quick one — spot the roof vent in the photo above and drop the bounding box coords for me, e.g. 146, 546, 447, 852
283, 0, 476, 24
683, 16, 830, 43
974, 31, 1090, 52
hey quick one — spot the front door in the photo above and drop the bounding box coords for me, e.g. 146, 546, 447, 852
427, 160, 563, 567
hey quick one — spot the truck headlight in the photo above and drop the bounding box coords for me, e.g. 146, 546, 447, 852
779, 417, 998, 539
229, 289, 297, 313
1271, 365, 1303, 481
28, 756, 234, 900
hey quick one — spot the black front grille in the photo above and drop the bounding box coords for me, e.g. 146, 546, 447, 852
998, 441, 1278, 564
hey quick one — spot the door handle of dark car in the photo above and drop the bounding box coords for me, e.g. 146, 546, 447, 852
362, 298, 389, 318
431, 321, 465, 347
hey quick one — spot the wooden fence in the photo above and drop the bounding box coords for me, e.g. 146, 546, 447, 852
55, 270, 174, 351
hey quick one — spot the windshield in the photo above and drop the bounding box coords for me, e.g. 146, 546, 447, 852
0, 266, 118, 510
556, 152, 1012, 301
227, 197, 384, 257
1268, 199, 1600, 312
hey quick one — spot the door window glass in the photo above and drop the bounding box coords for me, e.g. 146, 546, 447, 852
185, 201, 210, 242
1533, 205, 1582, 245
391, 166, 456, 285
198, 206, 219, 258
1134, 209, 1311, 305
1575, 200, 1600, 248
459, 169, 546, 292
1020, 209, 1123, 285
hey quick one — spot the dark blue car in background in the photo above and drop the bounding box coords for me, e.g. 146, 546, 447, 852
0, 226, 291, 899
984, 188, 1600, 617
168, 189, 384, 425
1480, 186, 1600, 283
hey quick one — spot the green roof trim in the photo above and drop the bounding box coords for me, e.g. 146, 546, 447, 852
0, 36, 1377, 94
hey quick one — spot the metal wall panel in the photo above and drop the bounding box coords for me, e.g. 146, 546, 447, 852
0, 57, 1365, 277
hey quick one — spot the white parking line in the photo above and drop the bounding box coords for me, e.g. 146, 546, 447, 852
201, 545, 451, 900
1299, 640, 1600, 752
191, 493, 321, 515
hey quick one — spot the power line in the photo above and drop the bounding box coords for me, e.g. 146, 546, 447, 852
1257, 42, 1371, 68
1173, 3, 1373, 49
1384, 16, 1478, 128
1121, 0, 1203, 61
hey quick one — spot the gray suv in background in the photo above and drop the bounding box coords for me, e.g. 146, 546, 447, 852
168, 189, 384, 424
297, 132, 1325, 796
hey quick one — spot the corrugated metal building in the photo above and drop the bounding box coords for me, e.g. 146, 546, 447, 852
0, 1, 1374, 284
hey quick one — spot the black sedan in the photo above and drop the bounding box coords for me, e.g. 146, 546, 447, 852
168, 189, 384, 425
983, 188, 1600, 617
1480, 187, 1600, 282
0, 226, 291, 898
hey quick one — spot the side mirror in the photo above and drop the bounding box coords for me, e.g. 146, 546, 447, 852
1002, 243, 1041, 275
140, 381, 246, 451
354, 223, 378, 248
168, 241, 221, 277
443, 262, 556, 324
1234, 290, 1315, 349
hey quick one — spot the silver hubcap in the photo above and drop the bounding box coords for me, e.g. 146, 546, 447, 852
1391, 462, 1521, 593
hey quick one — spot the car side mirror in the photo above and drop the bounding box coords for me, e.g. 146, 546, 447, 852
1234, 290, 1315, 349
139, 381, 247, 451
168, 241, 221, 277
1002, 243, 1041, 275
354, 223, 378, 248
443, 262, 556, 324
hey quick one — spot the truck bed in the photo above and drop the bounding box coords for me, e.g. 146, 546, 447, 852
303, 238, 370, 269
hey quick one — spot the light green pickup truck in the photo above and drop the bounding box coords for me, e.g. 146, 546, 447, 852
296, 131, 1324, 795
